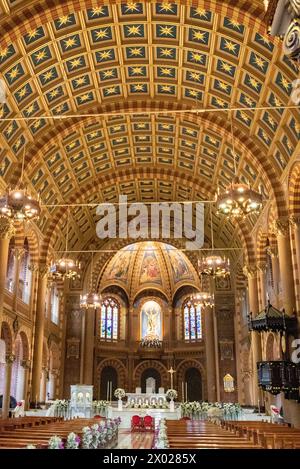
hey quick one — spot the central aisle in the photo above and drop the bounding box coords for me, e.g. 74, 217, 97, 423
117, 430, 154, 449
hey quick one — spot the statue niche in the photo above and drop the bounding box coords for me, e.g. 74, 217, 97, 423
141, 300, 162, 340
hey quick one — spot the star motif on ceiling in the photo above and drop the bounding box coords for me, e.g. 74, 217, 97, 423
159, 48, 173, 57
193, 8, 208, 18
69, 57, 83, 69
130, 66, 144, 75
49, 88, 60, 99
99, 50, 112, 60
137, 123, 147, 129
160, 67, 173, 76
190, 52, 204, 63
8, 67, 20, 80
105, 86, 118, 95
253, 54, 266, 70
223, 40, 237, 53
25, 104, 35, 116
27, 29, 42, 41
42, 70, 55, 82
227, 19, 242, 31
244, 96, 255, 107
159, 25, 174, 36
126, 25, 142, 36
133, 84, 145, 91
280, 76, 290, 91
0, 47, 9, 59
18, 86, 28, 99
188, 71, 202, 82
188, 89, 200, 98
159, 2, 175, 13
58, 15, 72, 27
129, 47, 143, 56
239, 111, 251, 124
248, 76, 260, 90
103, 69, 115, 78
34, 49, 48, 62
75, 77, 87, 87
220, 61, 233, 74
192, 30, 206, 42
64, 37, 78, 49
95, 28, 110, 40
125, 2, 140, 13
91, 7, 106, 17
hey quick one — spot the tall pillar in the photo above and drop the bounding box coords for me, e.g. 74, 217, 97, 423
31, 265, 48, 403
12, 248, 25, 311
243, 264, 261, 406
2, 354, 15, 419
266, 246, 280, 307
21, 360, 31, 410
289, 216, 300, 311
0, 217, 15, 328
83, 307, 95, 385
257, 262, 267, 310
204, 307, 217, 402
272, 219, 296, 314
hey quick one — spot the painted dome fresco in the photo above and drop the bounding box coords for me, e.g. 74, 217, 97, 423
100, 241, 200, 300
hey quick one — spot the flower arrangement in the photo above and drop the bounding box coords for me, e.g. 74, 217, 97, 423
54, 399, 69, 410
82, 427, 93, 449
154, 419, 169, 449
166, 389, 178, 400
48, 436, 64, 449
66, 432, 81, 449
114, 388, 126, 399
180, 401, 242, 419
26, 444, 37, 449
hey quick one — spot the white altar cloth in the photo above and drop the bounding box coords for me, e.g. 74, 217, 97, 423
107, 407, 181, 429
126, 393, 166, 405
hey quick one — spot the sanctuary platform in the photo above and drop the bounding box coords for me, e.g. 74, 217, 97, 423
107, 406, 181, 429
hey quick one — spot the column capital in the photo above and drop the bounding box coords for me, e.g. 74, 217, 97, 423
266, 245, 278, 258
29, 263, 49, 278
271, 218, 290, 237
289, 215, 300, 228
0, 216, 15, 240
21, 360, 31, 369
6, 353, 15, 365
257, 262, 267, 273
243, 264, 257, 279
12, 247, 26, 260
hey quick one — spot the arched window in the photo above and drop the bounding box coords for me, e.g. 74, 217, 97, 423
183, 300, 202, 341
50, 286, 59, 325
19, 238, 32, 304
10, 335, 24, 402
100, 297, 119, 341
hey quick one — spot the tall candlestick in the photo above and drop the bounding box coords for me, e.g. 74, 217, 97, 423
110, 381, 112, 403
185, 382, 188, 402
182, 382, 184, 402
106, 381, 109, 402
258, 398, 260, 414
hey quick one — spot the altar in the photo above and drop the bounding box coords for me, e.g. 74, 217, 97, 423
126, 392, 166, 407
107, 406, 181, 429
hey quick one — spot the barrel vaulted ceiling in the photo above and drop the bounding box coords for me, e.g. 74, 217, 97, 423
0, 1, 299, 259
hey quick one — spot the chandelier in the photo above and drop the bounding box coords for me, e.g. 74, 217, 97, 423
216, 176, 263, 218
198, 255, 230, 277
50, 209, 81, 281
216, 113, 262, 219
0, 146, 41, 221
191, 291, 215, 308
80, 252, 101, 309
50, 258, 81, 280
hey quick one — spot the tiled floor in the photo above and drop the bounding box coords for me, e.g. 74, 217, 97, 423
117, 430, 154, 449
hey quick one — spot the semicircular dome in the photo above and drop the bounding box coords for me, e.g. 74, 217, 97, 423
100, 241, 200, 300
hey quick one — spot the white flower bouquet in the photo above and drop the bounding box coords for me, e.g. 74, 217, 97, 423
66, 432, 80, 449
166, 389, 178, 400
48, 435, 64, 449
114, 388, 126, 399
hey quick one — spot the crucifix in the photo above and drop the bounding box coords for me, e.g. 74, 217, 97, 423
168, 366, 176, 389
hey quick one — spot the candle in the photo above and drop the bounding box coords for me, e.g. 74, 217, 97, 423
106, 381, 109, 402
182, 382, 184, 402
185, 382, 188, 402
110, 382, 112, 403
258, 399, 260, 414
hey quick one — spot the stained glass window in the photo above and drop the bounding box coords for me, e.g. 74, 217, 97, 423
100, 297, 119, 341
183, 300, 202, 341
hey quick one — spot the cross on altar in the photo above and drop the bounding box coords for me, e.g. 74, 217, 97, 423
168, 366, 176, 389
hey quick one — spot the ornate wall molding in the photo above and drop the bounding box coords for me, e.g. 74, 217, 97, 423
271, 218, 290, 237
243, 264, 257, 279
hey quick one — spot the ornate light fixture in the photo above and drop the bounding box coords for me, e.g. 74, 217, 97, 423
50, 209, 81, 281
80, 252, 101, 309
216, 113, 263, 219
198, 255, 230, 277
0, 146, 41, 221
191, 291, 215, 308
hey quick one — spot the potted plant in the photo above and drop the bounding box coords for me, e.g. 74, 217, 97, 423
114, 388, 126, 411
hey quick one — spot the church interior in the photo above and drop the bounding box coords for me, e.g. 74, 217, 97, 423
0, 0, 300, 450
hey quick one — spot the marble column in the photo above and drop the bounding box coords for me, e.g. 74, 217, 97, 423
243, 264, 261, 406
0, 217, 15, 328
204, 307, 217, 402
83, 307, 95, 385
31, 265, 48, 402
257, 262, 267, 310
272, 219, 296, 314
21, 360, 31, 410
289, 216, 300, 311
12, 248, 25, 311
2, 354, 15, 419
